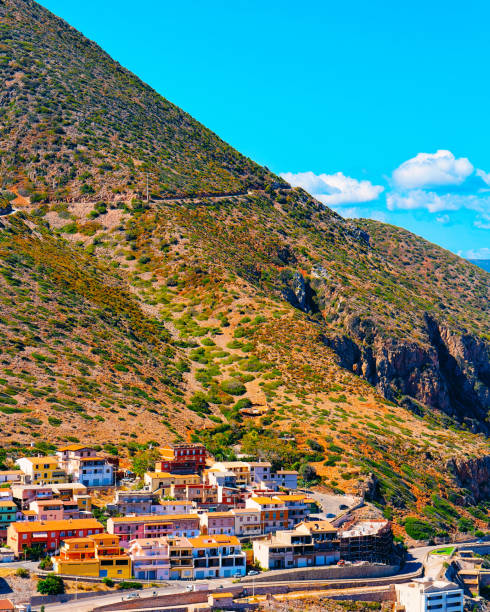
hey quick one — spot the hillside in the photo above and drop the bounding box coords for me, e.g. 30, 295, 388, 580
0, 0, 279, 201
0, 0, 489, 535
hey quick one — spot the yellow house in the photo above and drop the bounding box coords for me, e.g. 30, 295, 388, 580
74, 494, 92, 512
16, 456, 67, 485
143, 471, 200, 493
52, 533, 131, 579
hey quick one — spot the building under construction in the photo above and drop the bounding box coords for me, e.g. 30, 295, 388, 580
339, 519, 393, 563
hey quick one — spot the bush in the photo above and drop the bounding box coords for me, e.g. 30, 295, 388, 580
404, 517, 436, 540
307, 439, 323, 452
16, 568, 29, 578
118, 581, 143, 590
37, 574, 65, 595
103, 577, 115, 587
39, 557, 53, 570
187, 392, 211, 415
220, 379, 246, 396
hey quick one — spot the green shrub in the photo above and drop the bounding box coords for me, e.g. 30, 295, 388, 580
220, 379, 246, 396
118, 581, 143, 590
37, 574, 64, 595
404, 517, 436, 540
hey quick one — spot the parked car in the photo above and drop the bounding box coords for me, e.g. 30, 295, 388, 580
247, 570, 260, 576
126, 593, 140, 599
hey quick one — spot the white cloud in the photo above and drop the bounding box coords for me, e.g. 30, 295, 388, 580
476, 168, 490, 186
474, 213, 490, 229
465, 247, 490, 259
387, 189, 490, 214
392, 150, 473, 189
436, 214, 450, 224
280, 171, 384, 206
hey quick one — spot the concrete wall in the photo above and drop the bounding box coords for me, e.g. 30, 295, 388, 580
241, 562, 400, 583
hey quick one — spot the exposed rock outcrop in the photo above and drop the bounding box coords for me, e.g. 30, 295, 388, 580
282, 272, 318, 314
446, 456, 490, 503
322, 313, 490, 433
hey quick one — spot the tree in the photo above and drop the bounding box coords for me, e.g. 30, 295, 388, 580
131, 447, 160, 477
299, 463, 317, 484
37, 574, 65, 595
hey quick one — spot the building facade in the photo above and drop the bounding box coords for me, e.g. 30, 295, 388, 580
190, 535, 246, 579
16, 457, 67, 485
395, 579, 464, 612
156, 444, 207, 475
52, 533, 131, 579
128, 537, 171, 581
107, 514, 200, 546
7, 518, 104, 556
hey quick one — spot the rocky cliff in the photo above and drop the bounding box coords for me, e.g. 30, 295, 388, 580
320, 311, 490, 433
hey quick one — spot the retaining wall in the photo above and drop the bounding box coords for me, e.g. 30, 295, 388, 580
241, 563, 400, 583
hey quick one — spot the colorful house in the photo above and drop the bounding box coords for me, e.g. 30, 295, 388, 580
52, 533, 131, 579
230, 508, 262, 537
7, 518, 104, 557
190, 534, 246, 579
168, 536, 194, 580
245, 497, 288, 533
144, 472, 200, 493
0, 501, 18, 541
56, 445, 114, 487
107, 514, 200, 546
157, 443, 207, 475
16, 457, 67, 485
199, 512, 235, 536
128, 537, 170, 581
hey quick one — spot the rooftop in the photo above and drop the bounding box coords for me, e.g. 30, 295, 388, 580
297, 520, 337, 533
57, 444, 91, 452
250, 497, 285, 505
9, 518, 103, 532
20, 456, 59, 464
0, 501, 17, 508
111, 513, 199, 523
77, 456, 108, 462
190, 534, 240, 547
274, 494, 306, 502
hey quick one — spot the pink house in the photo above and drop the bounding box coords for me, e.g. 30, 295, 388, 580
128, 537, 171, 581
107, 514, 200, 547
29, 499, 64, 521
200, 511, 235, 536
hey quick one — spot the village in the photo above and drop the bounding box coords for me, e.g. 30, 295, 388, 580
0, 443, 396, 576
0, 443, 483, 612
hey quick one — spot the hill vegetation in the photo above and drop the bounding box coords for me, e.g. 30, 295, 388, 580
0, 0, 488, 537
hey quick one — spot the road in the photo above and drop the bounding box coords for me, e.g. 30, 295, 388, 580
42, 578, 236, 612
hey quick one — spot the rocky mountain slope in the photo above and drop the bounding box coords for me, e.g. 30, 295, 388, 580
0, 0, 489, 534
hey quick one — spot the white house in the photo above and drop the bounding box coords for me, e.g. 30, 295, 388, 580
395, 579, 464, 612
56, 445, 113, 487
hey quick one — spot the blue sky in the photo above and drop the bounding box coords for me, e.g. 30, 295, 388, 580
38, 0, 490, 259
